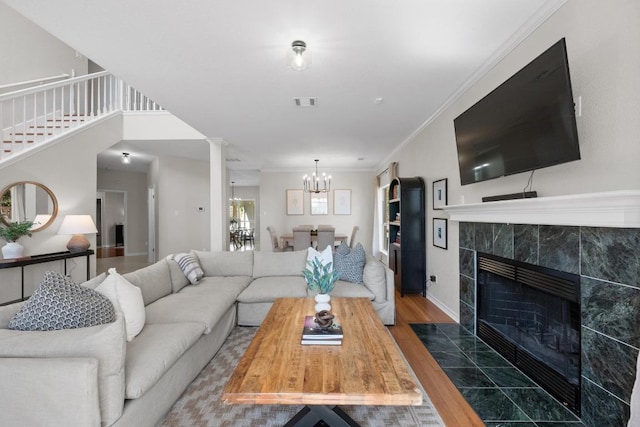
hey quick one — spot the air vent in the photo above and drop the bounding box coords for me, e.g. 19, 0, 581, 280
293, 97, 317, 107
225, 158, 241, 162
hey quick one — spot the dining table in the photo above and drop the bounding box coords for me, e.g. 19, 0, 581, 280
280, 231, 348, 249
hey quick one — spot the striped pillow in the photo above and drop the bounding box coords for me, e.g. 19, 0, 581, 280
172, 253, 204, 285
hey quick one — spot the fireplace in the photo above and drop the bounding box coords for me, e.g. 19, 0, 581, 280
476, 253, 581, 414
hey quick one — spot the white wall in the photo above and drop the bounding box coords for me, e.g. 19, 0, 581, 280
154, 155, 210, 258
389, 0, 640, 318
0, 117, 123, 302
259, 171, 374, 252
97, 169, 149, 255
0, 2, 87, 90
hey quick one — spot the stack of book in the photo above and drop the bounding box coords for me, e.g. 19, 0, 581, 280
301, 315, 343, 345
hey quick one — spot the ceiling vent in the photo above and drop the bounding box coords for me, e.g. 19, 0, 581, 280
294, 97, 317, 107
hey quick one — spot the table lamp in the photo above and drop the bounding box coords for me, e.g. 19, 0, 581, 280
58, 215, 98, 253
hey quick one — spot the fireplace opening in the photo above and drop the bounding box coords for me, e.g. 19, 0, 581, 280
476, 253, 581, 415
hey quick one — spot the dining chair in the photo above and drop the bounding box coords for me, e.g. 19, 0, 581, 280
243, 228, 255, 247
297, 224, 314, 231
316, 227, 335, 251
349, 226, 359, 249
292, 227, 312, 251
267, 226, 292, 252
317, 224, 333, 231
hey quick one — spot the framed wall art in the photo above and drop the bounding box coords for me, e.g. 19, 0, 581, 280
433, 218, 448, 249
311, 192, 328, 215
432, 178, 448, 210
286, 189, 304, 215
333, 189, 351, 215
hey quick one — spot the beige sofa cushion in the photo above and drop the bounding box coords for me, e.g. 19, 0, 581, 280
167, 257, 191, 293
0, 312, 126, 426
123, 260, 173, 306
194, 250, 253, 277
253, 250, 307, 278
362, 256, 388, 301
237, 276, 308, 303
188, 276, 253, 295
144, 282, 240, 334
125, 322, 205, 399
324, 281, 375, 300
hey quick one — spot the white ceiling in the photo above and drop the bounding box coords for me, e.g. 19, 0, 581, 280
4, 0, 563, 185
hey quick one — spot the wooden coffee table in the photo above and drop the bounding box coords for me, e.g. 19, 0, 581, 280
222, 297, 422, 426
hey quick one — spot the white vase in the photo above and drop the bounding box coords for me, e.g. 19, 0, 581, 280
2, 242, 24, 259
314, 293, 331, 312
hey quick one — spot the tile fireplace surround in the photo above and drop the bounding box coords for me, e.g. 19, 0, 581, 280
443, 190, 640, 427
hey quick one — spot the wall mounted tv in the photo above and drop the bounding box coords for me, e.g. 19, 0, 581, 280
454, 38, 580, 186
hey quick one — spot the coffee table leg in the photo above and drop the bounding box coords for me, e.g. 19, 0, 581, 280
284, 405, 360, 427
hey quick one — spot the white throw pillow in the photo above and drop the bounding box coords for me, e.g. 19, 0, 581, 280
306, 245, 333, 273
96, 268, 145, 341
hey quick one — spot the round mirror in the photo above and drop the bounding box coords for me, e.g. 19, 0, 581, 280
0, 181, 58, 232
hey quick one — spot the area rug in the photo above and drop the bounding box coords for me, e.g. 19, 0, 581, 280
160, 327, 445, 427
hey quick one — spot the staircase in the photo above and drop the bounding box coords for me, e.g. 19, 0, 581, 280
1, 71, 162, 163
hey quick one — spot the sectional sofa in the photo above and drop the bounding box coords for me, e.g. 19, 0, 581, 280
0, 248, 394, 427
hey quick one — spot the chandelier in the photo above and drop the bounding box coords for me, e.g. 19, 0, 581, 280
303, 159, 331, 193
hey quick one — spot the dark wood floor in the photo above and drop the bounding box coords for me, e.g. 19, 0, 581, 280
389, 291, 485, 427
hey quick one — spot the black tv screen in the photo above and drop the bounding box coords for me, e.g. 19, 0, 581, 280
454, 38, 580, 186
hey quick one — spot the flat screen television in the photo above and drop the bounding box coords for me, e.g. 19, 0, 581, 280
454, 38, 580, 186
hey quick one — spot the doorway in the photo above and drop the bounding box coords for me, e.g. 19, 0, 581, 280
229, 199, 256, 251
96, 190, 126, 258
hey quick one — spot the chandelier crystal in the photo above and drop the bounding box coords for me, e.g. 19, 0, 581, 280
303, 159, 331, 193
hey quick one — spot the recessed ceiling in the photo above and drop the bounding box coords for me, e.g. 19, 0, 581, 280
5, 0, 564, 184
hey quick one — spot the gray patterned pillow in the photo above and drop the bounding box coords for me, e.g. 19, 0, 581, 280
8, 271, 116, 331
333, 242, 366, 284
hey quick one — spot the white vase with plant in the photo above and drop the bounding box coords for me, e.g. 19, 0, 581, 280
303, 257, 340, 312
0, 220, 34, 259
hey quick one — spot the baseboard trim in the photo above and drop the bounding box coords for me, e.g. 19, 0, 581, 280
427, 294, 460, 323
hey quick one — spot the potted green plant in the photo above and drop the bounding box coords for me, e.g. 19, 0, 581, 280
303, 257, 340, 312
0, 220, 33, 259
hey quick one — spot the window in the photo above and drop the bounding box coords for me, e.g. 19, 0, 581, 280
380, 184, 390, 254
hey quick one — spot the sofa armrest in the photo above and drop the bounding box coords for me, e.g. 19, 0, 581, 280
362, 256, 394, 303
0, 357, 101, 427
0, 313, 126, 426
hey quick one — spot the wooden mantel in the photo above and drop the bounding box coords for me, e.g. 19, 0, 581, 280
441, 190, 640, 228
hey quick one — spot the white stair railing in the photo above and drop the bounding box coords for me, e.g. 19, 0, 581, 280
0, 71, 163, 160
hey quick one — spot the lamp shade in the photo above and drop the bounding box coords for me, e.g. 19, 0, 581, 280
58, 215, 98, 235
58, 215, 98, 253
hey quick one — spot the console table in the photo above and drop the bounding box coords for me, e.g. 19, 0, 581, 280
0, 250, 94, 306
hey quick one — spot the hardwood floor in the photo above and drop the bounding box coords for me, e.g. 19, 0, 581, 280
389, 291, 485, 427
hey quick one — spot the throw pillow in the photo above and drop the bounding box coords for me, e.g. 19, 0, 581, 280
172, 252, 204, 284
333, 243, 366, 284
335, 241, 351, 256
8, 271, 115, 331
306, 245, 333, 273
79, 272, 107, 290
95, 268, 145, 341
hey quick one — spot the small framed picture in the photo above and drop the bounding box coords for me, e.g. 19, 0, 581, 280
433, 218, 448, 249
286, 189, 304, 215
333, 189, 351, 215
432, 178, 448, 210
311, 193, 328, 215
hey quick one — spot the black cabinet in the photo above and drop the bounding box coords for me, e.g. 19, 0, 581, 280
115, 224, 124, 247
388, 177, 426, 296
